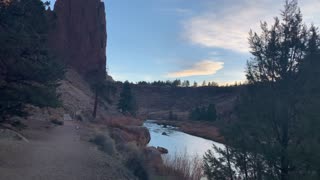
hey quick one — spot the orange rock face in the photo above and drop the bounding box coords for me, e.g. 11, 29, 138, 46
50, 0, 107, 75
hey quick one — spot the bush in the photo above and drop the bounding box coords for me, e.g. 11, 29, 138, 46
50, 119, 64, 126
189, 104, 217, 122
90, 133, 116, 155
125, 152, 149, 180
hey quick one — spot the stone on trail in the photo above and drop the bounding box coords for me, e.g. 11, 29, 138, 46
64, 114, 73, 121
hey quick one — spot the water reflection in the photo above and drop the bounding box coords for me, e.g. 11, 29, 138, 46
143, 120, 224, 159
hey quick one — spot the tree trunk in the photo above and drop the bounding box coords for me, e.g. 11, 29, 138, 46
243, 152, 249, 180
226, 146, 234, 180
92, 88, 98, 119
280, 118, 289, 180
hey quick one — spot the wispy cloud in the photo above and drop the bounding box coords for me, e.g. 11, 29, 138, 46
160, 8, 193, 15
174, 8, 193, 15
183, 0, 320, 53
167, 60, 224, 78
183, 0, 276, 53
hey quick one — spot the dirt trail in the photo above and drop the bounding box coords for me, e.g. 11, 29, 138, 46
0, 121, 133, 180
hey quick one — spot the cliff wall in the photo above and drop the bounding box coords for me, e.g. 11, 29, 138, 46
50, 0, 107, 75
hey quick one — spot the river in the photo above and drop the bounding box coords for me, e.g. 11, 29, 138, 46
143, 120, 225, 160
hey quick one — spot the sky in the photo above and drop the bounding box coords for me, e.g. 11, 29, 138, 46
46, 0, 320, 85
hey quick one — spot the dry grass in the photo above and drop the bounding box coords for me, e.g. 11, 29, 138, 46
89, 133, 116, 155
117, 142, 149, 180
156, 120, 224, 143
161, 151, 204, 180
103, 115, 143, 128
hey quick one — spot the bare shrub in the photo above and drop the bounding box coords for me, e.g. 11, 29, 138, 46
120, 143, 149, 180
162, 151, 203, 180
90, 133, 116, 155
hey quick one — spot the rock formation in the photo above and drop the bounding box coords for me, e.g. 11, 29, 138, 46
156, 146, 168, 154
49, 0, 107, 75
110, 126, 151, 147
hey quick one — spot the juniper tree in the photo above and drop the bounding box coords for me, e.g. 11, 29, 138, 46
0, 0, 64, 122
204, 1, 320, 179
117, 81, 137, 116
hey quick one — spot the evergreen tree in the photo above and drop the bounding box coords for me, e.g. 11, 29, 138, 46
294, 26, 320, 178
193, 81, 198, 87
172, 79, 181, 87
210, 81, 219, 87
202, 80, 207, 86
86, 70, 115, 119
117, 81, 137, 115
0, 0, 65, 122
168, 110, 178, 120
185, 80, 190, 87
204, 1, 320, 179
189, 104, 217, 122
207, 104, 217, 121
189, 107, 201, 120
204, 145, 236, 180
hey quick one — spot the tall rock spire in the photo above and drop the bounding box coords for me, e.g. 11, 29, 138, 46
50, 0, 107, 75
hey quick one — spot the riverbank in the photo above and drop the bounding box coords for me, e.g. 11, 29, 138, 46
153, 120, 224, 143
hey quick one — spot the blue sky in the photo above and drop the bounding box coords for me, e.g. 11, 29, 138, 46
47, 0, 320, 85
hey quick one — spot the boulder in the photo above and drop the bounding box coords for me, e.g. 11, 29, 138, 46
63, 114, 72, 121
110, 126, 150, 147
143, 146, 163, 171
162, 132, 168, 136
156, 146, 168, 154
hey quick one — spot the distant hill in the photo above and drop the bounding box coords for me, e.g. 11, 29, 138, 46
113, 83, 242, 121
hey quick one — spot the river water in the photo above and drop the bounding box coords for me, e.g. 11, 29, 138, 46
143, 120, 224, 160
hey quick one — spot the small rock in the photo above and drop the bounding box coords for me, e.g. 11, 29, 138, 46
63, 114, 72, 121
162, 132, 168, 136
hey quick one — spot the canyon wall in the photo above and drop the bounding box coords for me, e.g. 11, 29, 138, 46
50, 0, 107, 75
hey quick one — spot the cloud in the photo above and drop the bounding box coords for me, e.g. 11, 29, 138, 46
167, 60, 224, 78
174, 8, 192, 15
183, 0, 320, 53
300, 0, 320, 26
160, 8, 193, 15
110, 72, 156, 82
183, 0, 276, 53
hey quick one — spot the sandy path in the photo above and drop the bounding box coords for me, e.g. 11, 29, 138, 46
0, 121, 134, 180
